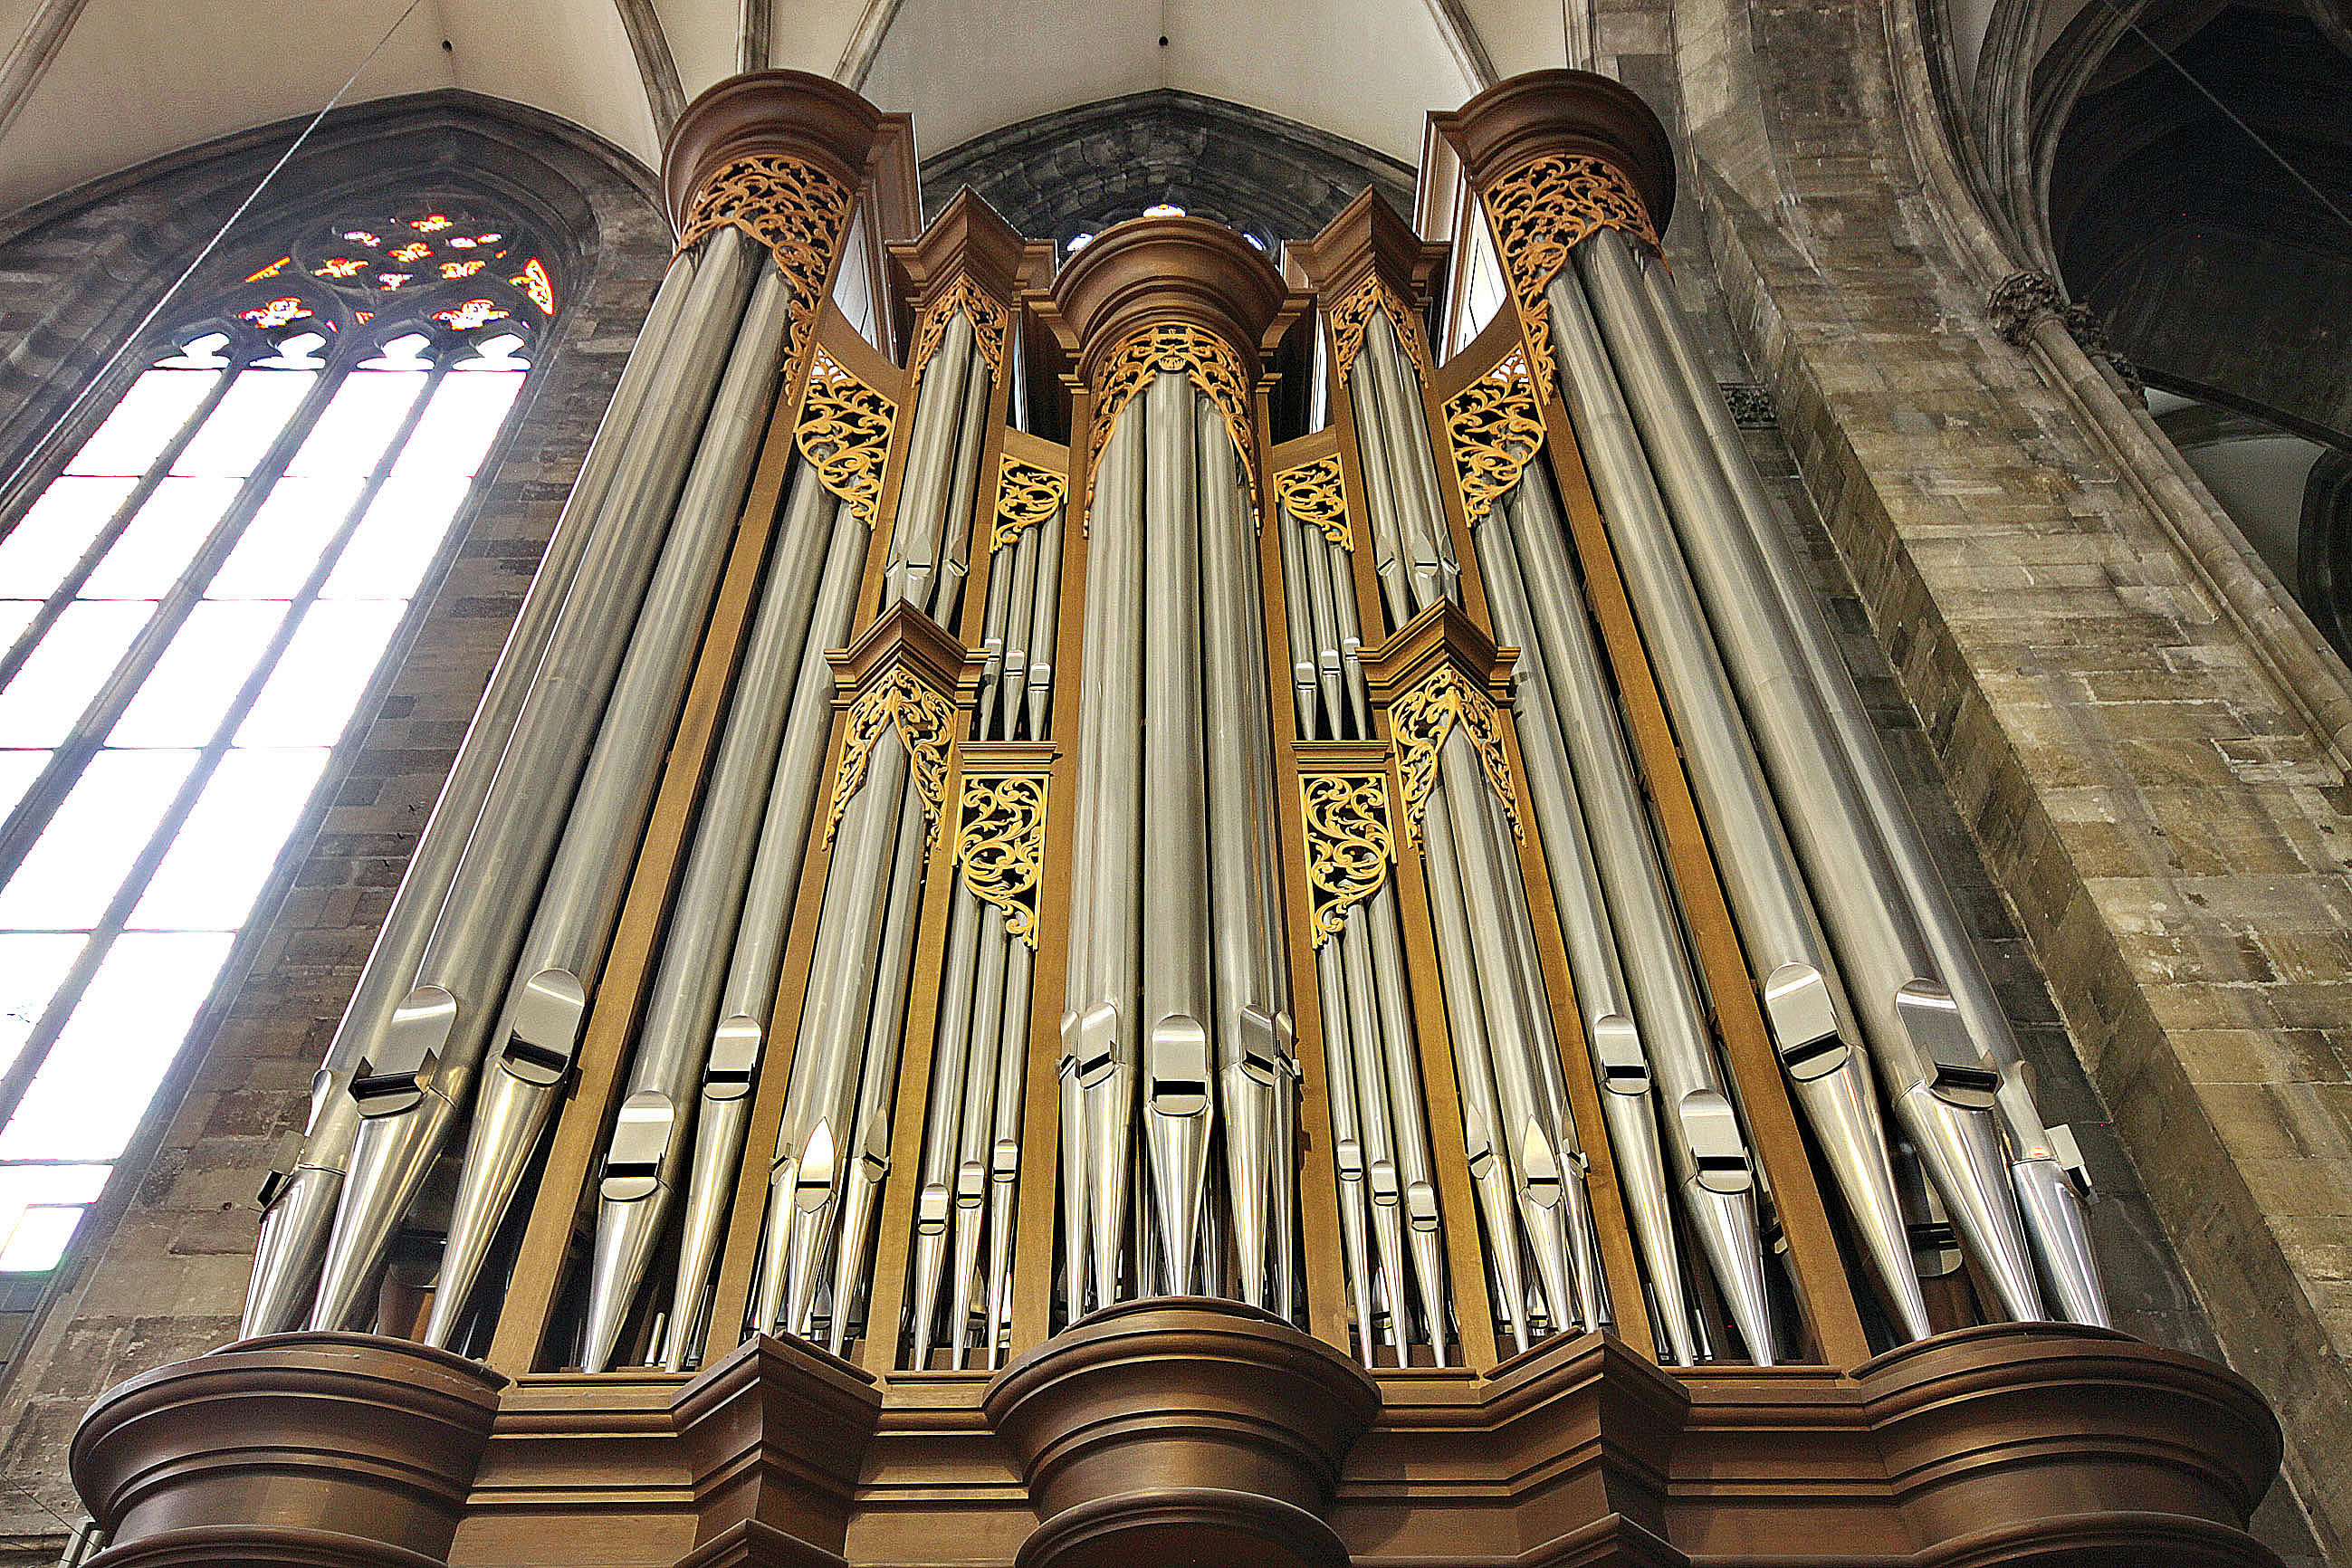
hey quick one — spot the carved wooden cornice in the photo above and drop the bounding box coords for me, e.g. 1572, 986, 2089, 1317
1429, 69, 1675, 232
1046, 216, 1305, 518
662, 70, 906, 239
1294, 186, 1444, 388
823, 602, 988, 856
894, 189, 1029, 390
1358, 600, 1524, 849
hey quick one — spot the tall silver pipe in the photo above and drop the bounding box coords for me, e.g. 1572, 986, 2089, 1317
244, 256, 703, 1339
1629, 256, 2105, 1328
1317, 946, 1380, 1361
910, 883, 986, 1363
947, 920, 1012, 1364
1501, 473, 1776, 1363
1140, 372, 1215, 1296
425, 256, 794, 1347
974, 533, 1018, 738
309, 227, 760, 1334
1062, 407, 1146, 1311
663, 500, 868, 1368
1579, 233, 2043, 1324
826, 784, 931, 1355
1334, 926, 1408, 1351
576, 459, 834, 1373
1348, 366, 1417, 626
888, 313, 975, 608
1417, 783, 1534, 1350
1276, 507, 1322, 734
932, 331, 996, 629
756, 723, 913, 1336
1364, 887, 1449, 1363
1539, 260, 1931, 1340
1300, 521, 1350, 737
1198, 396, 1294, 1312
1356, 312, 1457, 606
996, 532, 1040, 741
1022, 511, 1063, 740
1473, 502, 1696, 1362
982, 936, 1036, 1365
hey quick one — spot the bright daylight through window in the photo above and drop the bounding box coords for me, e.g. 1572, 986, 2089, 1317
0, 209, 555, 1275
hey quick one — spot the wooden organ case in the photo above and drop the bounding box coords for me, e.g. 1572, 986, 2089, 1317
70, 67, 2282, 1568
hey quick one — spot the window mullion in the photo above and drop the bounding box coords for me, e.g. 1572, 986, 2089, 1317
0, 362, 350, 887
0, 367, 239, 693
0, 358, 450, 1146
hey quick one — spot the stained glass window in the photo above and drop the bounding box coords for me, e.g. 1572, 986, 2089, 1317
0, 209, 558, 1275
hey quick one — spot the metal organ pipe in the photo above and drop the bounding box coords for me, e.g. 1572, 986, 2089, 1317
662, 495, 869, 1369
575, 460, 837, 1374
1497, 469, 1778, 1364
1575, 230, 2045, 1325
1622, 256, 2108, 1329
1538, 261, 1933, 1341
1061, 411, 1145, 1314
425, 254, 798, 1348
1196, 395, 1297, 1316
307, 225, 760, 1334
1139, 372, 1216, 1296
241, 255, 704, 1340
1471, 497, 1699, 1362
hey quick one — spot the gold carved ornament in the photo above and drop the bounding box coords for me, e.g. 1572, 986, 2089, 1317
1443, 346, 1547, 527
1275, 454, 1350, 551
993, 455, 1066, 551
1325, 275, 1432, 389
1388, 664, 1522, 850
795, 346, 895, 527
1083, 321, 1259, 524
955, 773, 1048, 947
912, 274, 1010, 389
1300, 773, 1393, 946
1477, 153, 1659, 406
676, 154, 855, 370
824, 667, 961, 853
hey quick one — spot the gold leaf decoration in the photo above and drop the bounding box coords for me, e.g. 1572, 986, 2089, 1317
993, 455, 1066, 551
1300, 773, 1392, 946
1275, 454, 1350, 551
912, 274, 1011, 389
1443, 347, 1545, 528
825, 667, 961, 853
1477, 154, 1658, 406
1084, 321, 1257, 522
676, 154, 854, 370
795, 346, 895, 527
956, 773, 1048, 947
1325, 275, 1431, 389
1388, 664, 1521, 850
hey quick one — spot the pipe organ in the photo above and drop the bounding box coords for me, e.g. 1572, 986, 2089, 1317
72, 69, 2283, 1568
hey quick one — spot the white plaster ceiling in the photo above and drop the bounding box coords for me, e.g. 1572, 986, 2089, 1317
0, 0, 1494, 224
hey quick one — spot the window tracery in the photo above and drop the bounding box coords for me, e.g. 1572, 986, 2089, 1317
0, 209, 559, 1276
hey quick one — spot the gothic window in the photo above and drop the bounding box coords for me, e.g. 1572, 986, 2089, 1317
0, 209, 557, 1275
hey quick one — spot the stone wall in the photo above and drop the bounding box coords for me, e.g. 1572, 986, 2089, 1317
0, 94, 666, 1555
1659, 0, 2344, 1554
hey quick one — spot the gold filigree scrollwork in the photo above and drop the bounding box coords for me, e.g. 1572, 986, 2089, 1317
1300, 773, 1392, 946
955, 773, 1048, 946
825, 667, 961, 851
1388, 665, 1522, 850
1275, 454, 1350, 551
676, 154, 855, 368
795, 346, 895, 526
1443, 347, 1546, 528
993, 455, 1066, 551
1325, 275, 1431, 388
1478, 153, 1659, 405
912, 274, 1011, 389
1084, 321, 1258, 521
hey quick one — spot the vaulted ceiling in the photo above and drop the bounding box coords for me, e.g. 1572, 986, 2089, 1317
0, 0, 1593, 223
